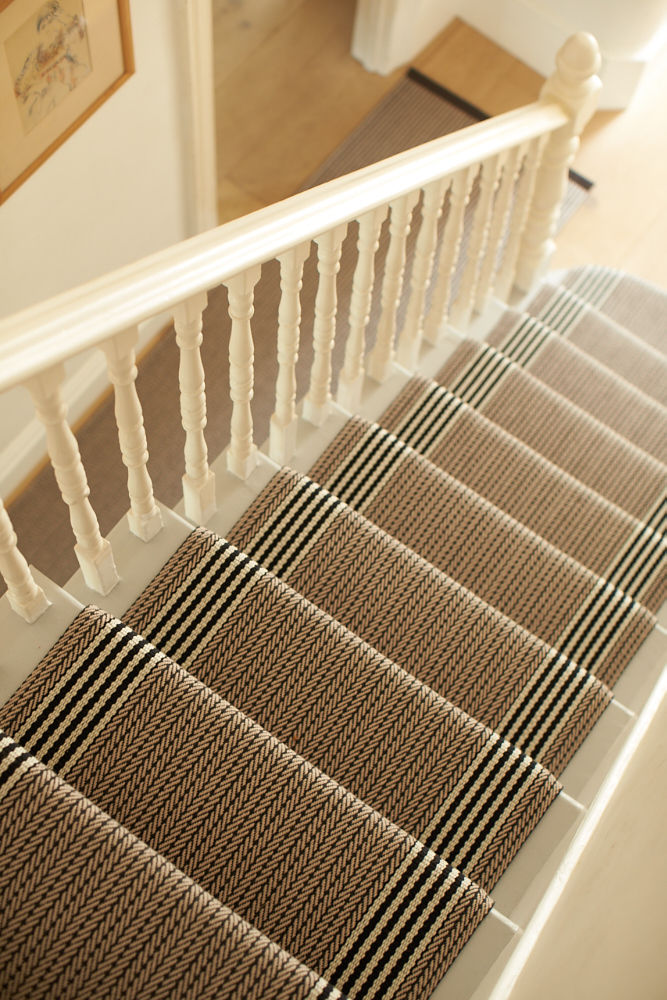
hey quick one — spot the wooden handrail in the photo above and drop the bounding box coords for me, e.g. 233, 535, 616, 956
0, 101, 568, 394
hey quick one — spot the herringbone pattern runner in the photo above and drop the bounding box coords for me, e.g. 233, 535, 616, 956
379, 376, 667, 612
0, 731, 341, 1000
124, 527, 560, 889
485, 311, 667, 464
228, 469, 612, 775
0, 607, 490, 1000
308, 420, 655, 685
436, 339, 667, 528
525, 282, 667, 406
561, 266, 667, 355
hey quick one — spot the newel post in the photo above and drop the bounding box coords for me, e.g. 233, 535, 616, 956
514, 33, 601, 292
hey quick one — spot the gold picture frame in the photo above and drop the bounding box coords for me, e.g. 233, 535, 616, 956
0, 0, 134, 202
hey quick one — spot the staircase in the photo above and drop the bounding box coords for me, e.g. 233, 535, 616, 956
0, 32, 665, 1000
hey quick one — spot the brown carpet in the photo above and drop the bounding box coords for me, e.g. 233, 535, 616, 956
485, 311, 667, 464
0, 606, 492, 1000
561, 266, 667, 354
123, 526, 561, 890
380, 375, 667, 613
0, 730, 341, 1000
228, 468, 613, 775
436, 339, 667, 529
526, 282, 667, 407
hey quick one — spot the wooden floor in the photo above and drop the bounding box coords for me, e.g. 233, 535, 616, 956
213, 1, 667, 287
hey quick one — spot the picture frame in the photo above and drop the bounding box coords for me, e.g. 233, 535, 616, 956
0, 0, 134, 203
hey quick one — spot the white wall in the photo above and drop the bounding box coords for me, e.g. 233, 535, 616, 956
0, 0, 214, 498
353, 0, 667, 108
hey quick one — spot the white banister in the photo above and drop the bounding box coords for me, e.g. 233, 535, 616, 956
423, 165, 475, 345
101, 328, 163, 542
302, 224, 348, 427
224, 266, 262, 480
173, 292, 217, 523
0, 499, 50, 622
475, 144, 522, 314
337, 206, 388, 411
26, 366, 119, 594
495, 136, 544, 301
367, 190, 419, 382
397, 178, 449, 370
0, 101, 570, 395
515, 32, 602, 290
270, 242, 312, 465
450, 154, 502, 329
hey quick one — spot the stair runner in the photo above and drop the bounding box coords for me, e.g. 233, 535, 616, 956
1, 266, 666, 998
0, 607, 491, 1000
0, 731, 344, 1000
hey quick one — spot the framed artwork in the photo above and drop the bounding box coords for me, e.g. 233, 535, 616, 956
0, 0, 134, 203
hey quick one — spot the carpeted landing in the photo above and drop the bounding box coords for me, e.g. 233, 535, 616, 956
1, 264, 666, 998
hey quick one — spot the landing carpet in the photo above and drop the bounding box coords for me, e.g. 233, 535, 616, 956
436, 338, 667, 529
379, 375, 667, 613
0, 731, 340, 1000
123, 526, 561, 890
0, 607, 491, 1000
227, 469, 613, 775
526, 282, 667, 406
308, 422, 655, 685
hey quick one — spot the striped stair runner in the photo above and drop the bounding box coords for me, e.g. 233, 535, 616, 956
227, 468, 612, 775
559, 266, 667, 355
484, 312, 667, 464
123, 527, 560, 890
435, 339, 667, 527
0, 607, 491, 1000
525, 283, 667, 406
379, 376, 667, 612
306, 429, 654, 685
0, 730, 342, 1000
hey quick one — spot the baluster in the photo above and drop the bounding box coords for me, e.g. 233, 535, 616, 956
337, 205, 388, 411
270, 242, 311, 465
302, 224, 348, 427
495, 136, 544, 300
224, 265, 262, 480
474, 145, 522, 314
515, 32, 601, 291
26, 366, 118, 594
423, 166, 475, 345
0, 499, 50, 623
396, 177, 448, 371
173, 291, 217, 523
450, 154, 502, 330
367, 190, 420, 382
101, 328, 163, 542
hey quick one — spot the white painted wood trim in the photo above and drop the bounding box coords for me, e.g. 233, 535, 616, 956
180, 0, 218, 232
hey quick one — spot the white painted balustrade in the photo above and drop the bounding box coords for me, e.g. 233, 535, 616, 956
397, 177, 449, 371
101, 328, 163, 542
303, 225, 348, 427
338, 206, 388, 412
270, 243, 311, 464
26, 366, 119, 595
0, 500, 49, 623
367, 190, 420, 382
0, 33, 601, 610
173, 292, 217, 524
